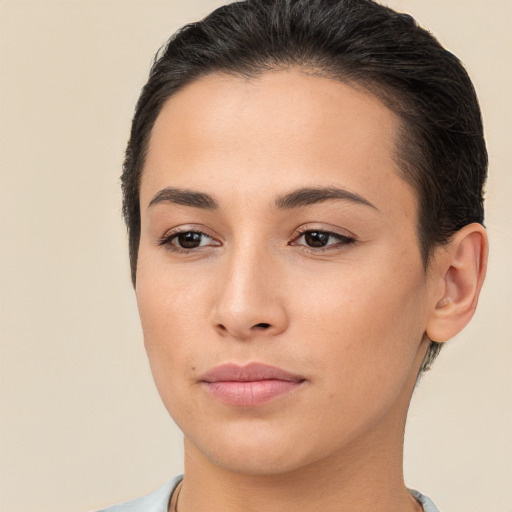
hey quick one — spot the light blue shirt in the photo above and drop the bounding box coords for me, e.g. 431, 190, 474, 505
96, 475, 441, 512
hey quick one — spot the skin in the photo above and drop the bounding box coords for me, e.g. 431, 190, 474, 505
136, 71, 487, 512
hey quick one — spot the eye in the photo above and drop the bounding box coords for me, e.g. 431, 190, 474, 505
293, 230, 356, 250
159, 230, 220, 251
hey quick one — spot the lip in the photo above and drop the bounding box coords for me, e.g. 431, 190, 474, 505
199, 362, 306, 407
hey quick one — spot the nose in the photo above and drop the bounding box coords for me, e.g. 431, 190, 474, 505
211, 243, 288, 340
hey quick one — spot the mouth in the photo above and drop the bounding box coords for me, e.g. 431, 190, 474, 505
199, 362, 306, 407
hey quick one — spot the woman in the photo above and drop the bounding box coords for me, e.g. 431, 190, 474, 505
98, 0, 488, 510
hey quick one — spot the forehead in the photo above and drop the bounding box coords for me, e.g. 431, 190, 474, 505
142, 70, 415, 220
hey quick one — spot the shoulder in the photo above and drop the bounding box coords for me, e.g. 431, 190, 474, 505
409, 489, 442, 512
95, 475, 183, 512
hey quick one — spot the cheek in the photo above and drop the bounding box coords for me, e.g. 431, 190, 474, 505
137, 248, 206, 339
291, 262, 427, 389
135, 254, 200, 386
135, 251, 227, 421
283, 277, 426, 452
135, 274, 199, 430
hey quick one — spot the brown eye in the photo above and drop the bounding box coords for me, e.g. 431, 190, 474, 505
294, 230, 356, 250
304, 231, 330, 247
160, 230, 219, 251
176, 232, 204, 249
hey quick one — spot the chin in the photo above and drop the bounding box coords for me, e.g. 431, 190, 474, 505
183, 417, 339, 477
205, 444, 312, 476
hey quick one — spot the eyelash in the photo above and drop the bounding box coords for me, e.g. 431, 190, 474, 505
158, 229, 218, 254
290, 229, 357, 252
158, 228, 356, 254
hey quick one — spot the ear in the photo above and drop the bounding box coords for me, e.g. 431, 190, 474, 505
425, 223, 488, 343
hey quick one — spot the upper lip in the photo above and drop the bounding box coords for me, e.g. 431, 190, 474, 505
200, 362, 305, 383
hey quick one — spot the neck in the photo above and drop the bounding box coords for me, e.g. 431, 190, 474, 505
177, 410, 420, 512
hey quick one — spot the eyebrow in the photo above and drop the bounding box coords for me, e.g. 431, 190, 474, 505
147, 185, 377, 212
148, 187, 219, 210
275, 187, 378, 210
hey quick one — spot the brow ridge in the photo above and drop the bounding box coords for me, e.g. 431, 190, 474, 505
275, 187, 377, 210
148, 185, 376, 212
148, 187, 219, 210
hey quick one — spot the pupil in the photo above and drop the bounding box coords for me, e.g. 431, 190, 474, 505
305, 231, 329, 247
178, 232, 201, 248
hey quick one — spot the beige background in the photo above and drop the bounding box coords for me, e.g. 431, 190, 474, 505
0, 1, 510, 511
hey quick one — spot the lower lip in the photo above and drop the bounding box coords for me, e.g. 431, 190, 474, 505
204, 379, 303, 407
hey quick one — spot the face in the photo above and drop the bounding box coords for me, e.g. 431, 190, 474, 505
136, 71, 434, 475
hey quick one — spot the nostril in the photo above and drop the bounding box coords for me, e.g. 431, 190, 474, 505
253, 323, 271, 329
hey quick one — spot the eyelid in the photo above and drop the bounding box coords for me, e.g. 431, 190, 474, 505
157, 225, 222, 250
160, 224, 219, 239
289, 224, 358, 251
291, 224, 357, 241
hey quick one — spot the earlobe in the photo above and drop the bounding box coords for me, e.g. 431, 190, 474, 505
426, 223, 488, 343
